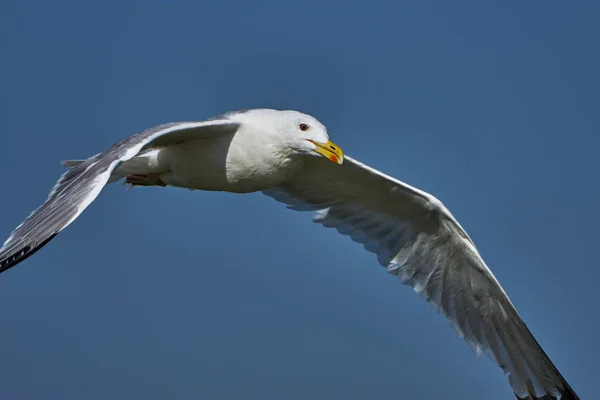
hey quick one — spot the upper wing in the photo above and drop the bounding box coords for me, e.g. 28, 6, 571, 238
0, 119, 240, 274
263, 155, 578, 400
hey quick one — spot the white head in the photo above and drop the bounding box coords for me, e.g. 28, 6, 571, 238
231, 109, 344, 165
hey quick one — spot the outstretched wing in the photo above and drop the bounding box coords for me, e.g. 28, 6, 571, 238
263, 155, 578, 400
0, 119, 240, 274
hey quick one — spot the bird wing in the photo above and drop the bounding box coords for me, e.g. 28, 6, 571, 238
263, 155, 578, 400
0, 119, 240, 274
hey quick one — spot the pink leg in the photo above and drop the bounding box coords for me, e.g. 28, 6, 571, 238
126, 174, 167, 187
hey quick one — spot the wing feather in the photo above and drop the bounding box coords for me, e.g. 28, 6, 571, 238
0, 119, 239, 274
263, 155, 578, 400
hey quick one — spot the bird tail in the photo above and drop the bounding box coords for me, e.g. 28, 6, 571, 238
61, 158, 123, 183
62, 149, 167, 184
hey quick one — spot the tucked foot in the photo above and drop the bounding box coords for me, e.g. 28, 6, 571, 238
125, 174, 167, 187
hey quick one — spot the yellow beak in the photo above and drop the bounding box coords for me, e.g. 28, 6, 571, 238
309, 139, 344, 165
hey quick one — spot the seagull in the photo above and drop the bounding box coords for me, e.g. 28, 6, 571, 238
0, 109, 578, 399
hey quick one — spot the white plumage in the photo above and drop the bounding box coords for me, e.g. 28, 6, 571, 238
0, 109, 578, 400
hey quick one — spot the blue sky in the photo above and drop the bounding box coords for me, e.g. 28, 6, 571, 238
0, 1, 597, 398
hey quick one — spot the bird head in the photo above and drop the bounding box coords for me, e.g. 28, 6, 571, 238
279, 110, 344, 165
229, 109, 344, 165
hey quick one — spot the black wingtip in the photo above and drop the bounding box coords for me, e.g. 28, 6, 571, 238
557, 380, 580, 400
0, 233, 58, 274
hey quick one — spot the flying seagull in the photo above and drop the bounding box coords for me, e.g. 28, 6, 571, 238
0, 109, 578, 399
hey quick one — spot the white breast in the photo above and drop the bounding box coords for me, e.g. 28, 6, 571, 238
157, 128, 300, 193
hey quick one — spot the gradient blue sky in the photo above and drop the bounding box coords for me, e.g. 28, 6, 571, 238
0, 1, 597, 399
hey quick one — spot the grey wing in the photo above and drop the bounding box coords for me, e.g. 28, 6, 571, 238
263, 156, 578, 400
0, 119, 240, 274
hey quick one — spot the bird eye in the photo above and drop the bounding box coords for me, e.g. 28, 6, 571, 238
299, 123, 309, 131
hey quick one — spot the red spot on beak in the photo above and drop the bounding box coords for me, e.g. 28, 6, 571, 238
329, 155, 338, 163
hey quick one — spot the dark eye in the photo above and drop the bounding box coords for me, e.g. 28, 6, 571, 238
299, 123, 309, 131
